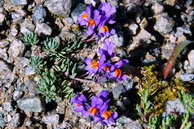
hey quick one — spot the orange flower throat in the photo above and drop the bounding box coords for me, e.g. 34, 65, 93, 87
82, 13, 88, 19
114, 68, 122, 77
104, 66, 110, 71
89, 107, 98, 115
88, 19, 95, 26
101, 26, 109, 32
90, 60, 99, 69
102, 111, 112, 119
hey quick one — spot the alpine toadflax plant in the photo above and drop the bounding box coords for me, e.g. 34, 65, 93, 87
85, 39, 128, 81
71, 90, 118, 125
77, 2, 116, 37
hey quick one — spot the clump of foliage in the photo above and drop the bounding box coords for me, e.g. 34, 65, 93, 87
23, 32, 86, 102
43, 37, 60, 51
30, 56, 45, 73
37, 70, 75, 103
136, 65, 193, 129
22, 32, 39, 45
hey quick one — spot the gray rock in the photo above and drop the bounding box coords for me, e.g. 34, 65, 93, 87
9, 24, 19, 37
188, 50, 194, 71
11, 0, 27, 5
180, 74, 194, 82
154, 14, 174, 34
13, 90, 23, 101
42, 114, 59, 124
71, 3, 86, 23
3, 102, 13, 112
151, 2, 164, 14
10, 113, 20, 128
11, 9, 26, 23
84, 0, 97, 6
35, 23, 52, 36
128, 29, 152, 51
176, 26, 191, 35
32, 5, 46, 23
24, 66, 36, 76
0, 113, 5, 128
0, 0, 4, 7
45, 0, 72, 17
8, 39, 25, 63
107, 0, 119, 7
0, 40, 9, 48
122, 0, 145, 5
117, 117, 142, 129
161, 42, 176, 59
0, 61, 15, 88
112, 79, 133, 99
112, 85, 126, 99
0, 13, 5, 24
14, 57, 30, 71
20, 18, 35, 34
128, 23, 139, 35
125, 120, 142, 129
24, 79, 38, 96
17, 96, 44, 112
0, 48, 8, 60
164, 99, 186, 115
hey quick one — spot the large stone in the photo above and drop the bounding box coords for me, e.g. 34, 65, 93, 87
20, 18, 35, 34
0, 48, 8, 60
84, 0, 97, 6
10, 113, 20, 128
112, 85, 126, 99
128, 29, 152, 51
164, 99, 186, 115
0, 40, 9, 48
11, 0, 27, 5
0, 13, 5, 24
3, 101, 13, 112
180, 74, 194, 82
42, 114, 59, 124
187, 50, 194, 72
11, 9, 26, 23
45, 0, 72, 17
8, 39, 25, 62
128, 23, 139, 35
32, 5, 46, 23
0, 113, 5, 128
35, 23, 52, 36
0, 60, 15, 88
154, 14, 174, 34
112, 79, 133, 99
17, 97, 44, 112
151, 2, 164, 14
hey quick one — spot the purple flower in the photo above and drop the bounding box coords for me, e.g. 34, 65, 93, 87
109, 59, 129, 81
85, 53, 108, 75
90, 91, 110, 114
77, 5, 93, 26
99, 2, 116, 21
71, 94, 90, 116
86, 9, 101, 36
71, 91, 118, 125
85, 58, 100, 75
78, 2, 116, 37
101, 111, 118, 125
102, 39, 116, 55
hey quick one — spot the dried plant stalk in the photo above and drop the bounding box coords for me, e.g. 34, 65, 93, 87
163, 40, 192, 79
